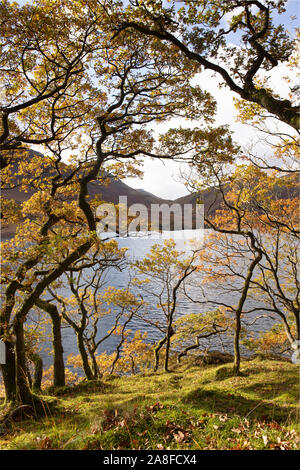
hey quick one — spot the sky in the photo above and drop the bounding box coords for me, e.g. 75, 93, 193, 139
125, 0, 300, 199
13, 0, 300, 199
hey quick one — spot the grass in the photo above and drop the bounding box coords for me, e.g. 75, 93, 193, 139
0, 358, 299, 450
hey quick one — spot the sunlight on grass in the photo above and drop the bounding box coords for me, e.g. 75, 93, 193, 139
0, 359, 299, 450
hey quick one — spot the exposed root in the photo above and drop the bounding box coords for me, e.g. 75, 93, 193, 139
0, 396, 57, 436
0, 405, 36, 436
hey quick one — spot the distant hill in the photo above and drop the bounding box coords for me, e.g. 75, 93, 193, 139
1, 149, 173, 206
174, 173, 299, 211
87, 178, 174, 208
1, 150, 176, 237
1, 150, 298, 237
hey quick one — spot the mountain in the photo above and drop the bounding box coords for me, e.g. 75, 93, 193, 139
174, 173, 299, 210
87, 178, 174, 208
1, 150, 176, 237
1, 149, 173, 206
1, 150, 298, 237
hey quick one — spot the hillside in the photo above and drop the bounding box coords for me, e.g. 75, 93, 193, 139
1, 150, 174, 206
1, 150, 299, 237
1, 150, 174, 237
0, 358, 299, 450
174, 173, 299, 209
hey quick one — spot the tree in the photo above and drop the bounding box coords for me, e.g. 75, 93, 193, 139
43, 243, 127, 381
174, 309, 231, 363
115, 0, 300, 129
116, 330, 152, 375
0, 0, 100, 167
1, 0, 215, 404
133, 239, 200, 372
100, 284, 144, 375
33, 299, 66, 388
70, 329, 152, 377
23, 322, 45, 394
155, 57, 299, 372
190, 164, 299, 373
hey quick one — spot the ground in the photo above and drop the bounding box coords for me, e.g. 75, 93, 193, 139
0, 358, 299, 450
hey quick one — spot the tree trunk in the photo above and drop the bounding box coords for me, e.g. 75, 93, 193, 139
77, 334, 94, 380
233, 313, 241, 375
26, 363, 32, 390
35, 299, 65, 388
0, 340, 16, 402
50, 313, 65, 387
14, 318, 33, 404
233, 245, 263, 375
29, 352, 43, 393
89, 348, 101, 379
154, 336, 167, 372
164, 324, 174, 372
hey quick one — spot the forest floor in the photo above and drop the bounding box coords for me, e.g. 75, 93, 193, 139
0, 358, 299, 450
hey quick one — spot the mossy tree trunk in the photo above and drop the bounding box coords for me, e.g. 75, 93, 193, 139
35, 299, 65, 388
29, 352, 43, 393
87, 344, 101, 379
0, 340, 16, 403
154, 336, 167, 372
51, 315, 65, 388
233, 313, 242, 375
164, 325, 175, 373
233, 245, 263, 375
77, 334, 94, 381
14, 317, 34, 404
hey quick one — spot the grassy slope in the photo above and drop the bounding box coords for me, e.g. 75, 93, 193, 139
0, 359, 299, 450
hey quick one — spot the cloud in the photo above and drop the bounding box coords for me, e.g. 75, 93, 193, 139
125, 59, 298, 199
125, 156, 190, 200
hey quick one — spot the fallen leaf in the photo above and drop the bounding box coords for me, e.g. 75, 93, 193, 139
174, 431, 187, 443
232, 428, 241, 434
219, 414, 228, 422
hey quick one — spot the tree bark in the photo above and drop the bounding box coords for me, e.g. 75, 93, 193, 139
0, 341, 16, 402
120, 21, 300, 130
29, 352, 43, 393
233, 313, 242, 375
14, 318, 33, 404
35, 299, 65, 388
154, 336, 167, 372
89, 347, 101, 379
164, 325, 174, 372
233, 246, 263, 375
77, 334, 94, 380
51, 315, 65, 388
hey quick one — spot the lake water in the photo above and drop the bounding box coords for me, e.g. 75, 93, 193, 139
37, 230, 275, 366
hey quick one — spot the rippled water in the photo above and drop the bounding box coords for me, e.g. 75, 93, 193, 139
38, 230, 275, 366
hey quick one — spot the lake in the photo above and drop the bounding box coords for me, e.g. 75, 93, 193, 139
37, 230, 276, 366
